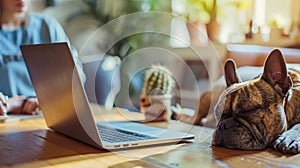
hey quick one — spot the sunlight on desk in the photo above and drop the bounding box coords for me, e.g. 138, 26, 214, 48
1, 105, 300, 168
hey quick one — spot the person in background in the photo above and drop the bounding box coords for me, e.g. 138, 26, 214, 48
0, 0, 86, 115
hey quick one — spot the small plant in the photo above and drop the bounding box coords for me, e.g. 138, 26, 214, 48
142, 64, 175, 96
140, 64, 175, 121
185, 0, 217, 23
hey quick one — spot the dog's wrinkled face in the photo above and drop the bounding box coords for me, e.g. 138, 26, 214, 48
213, 79, 288, 150
212, 49, 292, 150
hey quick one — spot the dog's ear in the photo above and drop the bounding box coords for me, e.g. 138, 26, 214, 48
261, 49, 292, 97
224, 59, 241, 87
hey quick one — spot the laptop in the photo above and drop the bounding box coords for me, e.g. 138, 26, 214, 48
20, 42, 194, 150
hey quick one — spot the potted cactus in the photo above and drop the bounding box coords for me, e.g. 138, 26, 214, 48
140, 64, 175, 122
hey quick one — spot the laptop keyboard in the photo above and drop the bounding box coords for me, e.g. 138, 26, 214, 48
97, 124, 157, 143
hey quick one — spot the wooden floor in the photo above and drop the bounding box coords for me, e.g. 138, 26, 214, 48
0, 107, 300, 168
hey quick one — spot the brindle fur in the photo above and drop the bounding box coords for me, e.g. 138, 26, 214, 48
173, 49, 300, 153
212, 49, 300, 154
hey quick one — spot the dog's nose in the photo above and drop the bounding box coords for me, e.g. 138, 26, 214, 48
212, 119, 240, 146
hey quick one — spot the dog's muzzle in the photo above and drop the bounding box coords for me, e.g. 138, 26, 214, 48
212, 118, 267, 150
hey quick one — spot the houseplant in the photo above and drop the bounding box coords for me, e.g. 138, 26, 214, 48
185, 0, 219, 41
140, 64, 175, 122
185, 0, 216, 24
77, 0, 141, 108
82, 0, 173, 110
82, 0, 171, 59
82, 0, 142, 58
184, 0, 253, 42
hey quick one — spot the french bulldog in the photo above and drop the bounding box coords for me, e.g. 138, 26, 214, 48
212, 49, 300, 154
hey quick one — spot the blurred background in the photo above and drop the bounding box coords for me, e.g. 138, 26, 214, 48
29, 0, 300, 111
31, 0, 300, 48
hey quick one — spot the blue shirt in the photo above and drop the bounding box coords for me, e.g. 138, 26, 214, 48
0, 13, 85, 97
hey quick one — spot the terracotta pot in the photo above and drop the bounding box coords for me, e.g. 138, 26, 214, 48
140, 94, 172, 122
206, 19, 221, 41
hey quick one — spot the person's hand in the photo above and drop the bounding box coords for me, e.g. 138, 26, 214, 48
0, 92, 8, 116
7, 96, 39, 115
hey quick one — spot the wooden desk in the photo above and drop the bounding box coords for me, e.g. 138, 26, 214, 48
1, 106, 300, 168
